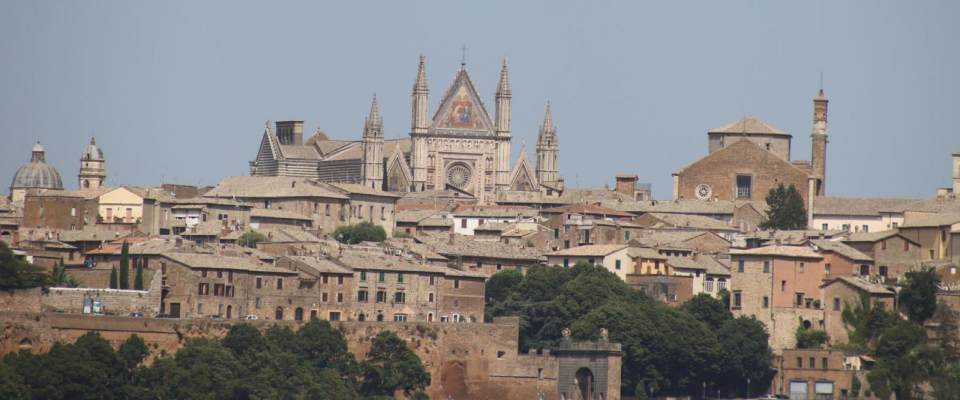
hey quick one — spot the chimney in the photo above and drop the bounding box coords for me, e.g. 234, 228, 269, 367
448, 232, 456, 245
952, 152, 960, 195
615, 174, 638, 196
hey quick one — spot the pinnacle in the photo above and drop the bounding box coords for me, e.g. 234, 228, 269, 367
413, 55, 428, 93
497, 57, 511, 96
367, 93, 381, 126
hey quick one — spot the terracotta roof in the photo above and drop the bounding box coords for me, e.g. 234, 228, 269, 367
729, 245, 823, 259
280, 255, 352, 275
204, 176, 347, 199
668, 255, 731, 276
809, 239, 873, 262
452, 207, 538, 218
161, 252, 293, 274
57, 228, 133, 243
547, 244, 628, 257
886, 197, 960, 213
180, 221, 225, 237
324, 182, 402, 198
418, 217, 453, 227
630, 230, 727, 249
674, 139, 809, 176
743, 229, 844, 245
261, 228, 325, 243
618, 199, 764, 215
416, 233, 543, 261
542, 203, 635, 218
844, 230, 919, 245
813, 197, 920, 217
279, 145, 321, 160
396, 210, 445, 224
708, 116, 789, 136
335, 246, 484, 278
627, 246, 667, 260
821, 276, 894, 295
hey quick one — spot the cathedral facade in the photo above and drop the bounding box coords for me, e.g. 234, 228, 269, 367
249, 56, 561, 204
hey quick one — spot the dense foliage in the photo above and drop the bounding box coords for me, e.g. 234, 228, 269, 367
759, 183, 807, 230
794, 324, 829, 349
334, 222, 388, 244
486, 264, 774, 397
50, 261, 78, 288
237, 230, 268, 248
0, 242, 49, 289
898, 267, 940, 324
0, 321, 429, 400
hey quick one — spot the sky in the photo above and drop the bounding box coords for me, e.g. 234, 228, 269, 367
1, 1, 958, 199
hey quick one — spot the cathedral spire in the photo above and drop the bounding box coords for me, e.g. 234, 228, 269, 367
540, 101, 555, 136
536, 101, 560, 187
497, 57, 511, 97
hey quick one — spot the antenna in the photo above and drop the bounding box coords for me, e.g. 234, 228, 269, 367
819, 71, 824, 91
460, 45, 468, 67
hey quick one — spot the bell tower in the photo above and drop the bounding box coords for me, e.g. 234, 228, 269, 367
810, 89, 828, 196
410, 55, 429, 191
536, 101, 560, 186
79, 137, 106, 190
494, 58, 513, 192
361, 94, 384, 189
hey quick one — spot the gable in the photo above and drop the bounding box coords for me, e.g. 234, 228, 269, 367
255, 130, 281, 162
676, 139, 809, 178
100, 187, 144, 204
431, 69, 494, 134
509, 152, 539, 192
385, 147, 412, 192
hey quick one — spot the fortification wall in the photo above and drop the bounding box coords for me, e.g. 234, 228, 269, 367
42, 272, 162, 315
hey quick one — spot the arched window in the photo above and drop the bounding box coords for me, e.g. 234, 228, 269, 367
275, 307, 284, 320
295, 307, 304, 321
358, 313, 366, 322
83, 180, 89, 188
376, 313, 384, 322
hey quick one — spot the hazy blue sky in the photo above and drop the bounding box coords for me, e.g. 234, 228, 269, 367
1, 1, 958, 198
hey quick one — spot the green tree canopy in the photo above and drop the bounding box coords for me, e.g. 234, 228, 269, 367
333, 222, 387, 244
899, 267, 940, 324
118, 241, 130, 290
238, 230, 267, 248
361, 331, 430, 397
760, 183, 807, 230
680, 293, 733, 331
0, 242, 49, 289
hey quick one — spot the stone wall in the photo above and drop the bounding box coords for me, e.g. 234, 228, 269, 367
0, 288, 43, 313
42, 271, 162, 316
0, 313, 617, 400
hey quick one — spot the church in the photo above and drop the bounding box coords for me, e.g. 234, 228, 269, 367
249, 56, 563, 205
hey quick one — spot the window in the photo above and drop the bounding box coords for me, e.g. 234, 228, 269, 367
862, 225, 869, 232
255, 297, 261, 309
376, 290, 386, 303
198, 283, 209, 295
325, 204, 331, 216
337, 292, 343, 303
781, 280, 787, 291
378, 272, 385, 282
842, 224, 851, 232
718, 278, 726, 291
276, 278, 283, 290
321, 292, 328, 302
737, 259, 745, 273
202, 270, 208, 278
735, 175, 752, 199
429, 276, 435, 285
881, 240, 887, 250
809, 357, 816, 369
394, 314, 408, 322
454, 279, 461, 289
799, 262, 805, 273
762, 261, 770, 273
797, 357, 803, 368
329, 312, 340, 321
615, 259, 621, 270
322, 275, 328, 284
893, 222, 899, 228
228, 271, 233, 283
822, 358, 828, 370
198, 303, 203, 314
563, 258, 570, 268
624, 231, 631, 241
357, 290, 368, 302
394, 292, 405, 304
796, 293, 804, 307
381, 207, 385, 220
859, 265, 870, 276
762, 296, 769, 309
733, 291, 742, 308
360, 271, 367, 281
461, 219, 467, 228
825, 263, 831, 276
256, 277, 262, 289
337, 276, 344, 285
822, 223, 828, 231
553, 228, 560, 239
564, 240, 570, 249
879, 266, 888, 277
428, 293, 435, 302
496, 264, 502, 271
833, 297, 841, 311
704, 278, 714, 292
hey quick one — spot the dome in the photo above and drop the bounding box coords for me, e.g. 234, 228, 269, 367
82, 137, 104, 161
10, 142, 64, 191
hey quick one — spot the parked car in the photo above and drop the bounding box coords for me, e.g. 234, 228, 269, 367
128, 311, 144, 318
242, 315, 258, 320
208, 314, 224, 320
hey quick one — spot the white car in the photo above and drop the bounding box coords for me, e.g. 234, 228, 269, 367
242, 315, 258, 320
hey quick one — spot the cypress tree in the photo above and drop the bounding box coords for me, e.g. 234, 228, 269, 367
760, 184, 807, 230
134, 258, 144, 290
109, 267, 118, 289
118, 241, 130, 289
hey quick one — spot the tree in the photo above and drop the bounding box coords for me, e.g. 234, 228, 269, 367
759, 184, 807, 230
222, 324, 267, 358
361, 331, 430, 397
133, 258, 144, 290
50, 260, 78, 288
486, 269, 523, 304
118, 241, 130, 289
238, 230, 267, 248
680, 293, 732, 330
795, 324, 829, 349
109, 267, 118, 290
868, 319, 930, 400
333, 222, 387, 244
716, 316, 775, 397
0, 242, 49, 289
117, 335, 149, 370
841, 294, 895, 351
899, 267, 940, 324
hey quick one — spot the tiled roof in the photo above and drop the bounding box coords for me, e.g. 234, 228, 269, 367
280, 255, 352, 275
418, 217, 453, 227
900, 213, 960, 228
204, 176, 348, 199
743, 230, 844, 245
416, 233, 543, 261
617, 199, 764, 215
180, 221, 225, 237
324, 182, 402, 198
885, 197, 960, 213
668, 255, 731, 276
813, 197, 920, 217
729, 245, 823, 259
547, 244, 628, 257
452, 206, 538, 218
162, 252, 293, 274
630, 230, 726, 249
844, 230, 917, 244
627, 246, 667, 260
809, 239, 873, 262
641, 213, 737, 231
708, 116, 789, 136
261, 228, 325, 243
541, 203, 635, 218
396, 210, 445, 223
57, 227, 133, 243
279, 145, 321, 160
821, 276, 894, 295
323, 139, 410, 161
335, 246, 484, 278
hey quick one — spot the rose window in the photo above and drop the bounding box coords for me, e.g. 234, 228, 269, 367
446, 163, 472, 189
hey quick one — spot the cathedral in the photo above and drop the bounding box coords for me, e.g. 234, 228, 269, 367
249, 56, 562, 204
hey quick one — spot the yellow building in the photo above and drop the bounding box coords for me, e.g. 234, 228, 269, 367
98, 187, 145, 224
628, 247, 670, 275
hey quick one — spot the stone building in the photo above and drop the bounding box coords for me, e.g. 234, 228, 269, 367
820, 276, 895, 347
78, 137, 106, 190
249, 56, 563, 204
773, 348, 869, 399
415, 233, 544, 277
21, 190, 87, 231
843, 230, 922, 282
672, 90, 831, 219
9, 142, 64, 204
